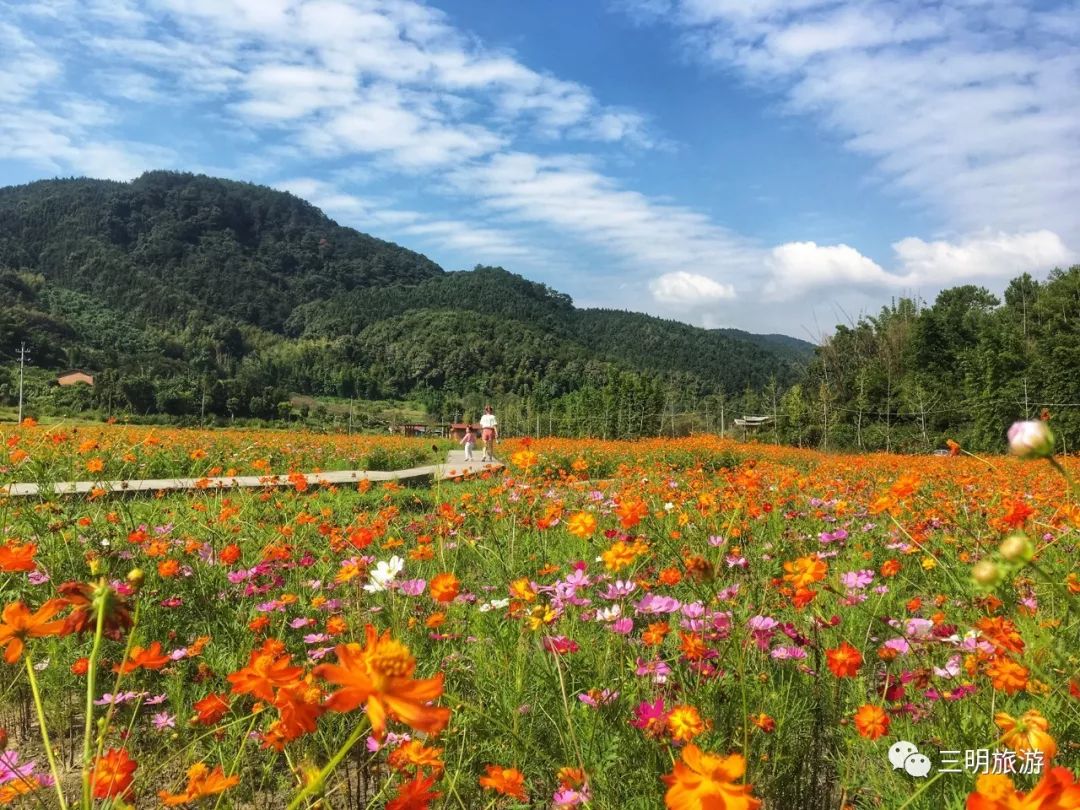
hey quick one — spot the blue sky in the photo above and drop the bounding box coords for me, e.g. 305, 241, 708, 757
1, 0, 1077, 337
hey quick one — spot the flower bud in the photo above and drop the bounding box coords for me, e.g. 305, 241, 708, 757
126, 568, 145, 591
999, 533, 1034, 563
972, 559, 1003, 588
1007, 420, 1055, 459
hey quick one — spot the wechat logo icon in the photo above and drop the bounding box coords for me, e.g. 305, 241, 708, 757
889, 741, 932, 778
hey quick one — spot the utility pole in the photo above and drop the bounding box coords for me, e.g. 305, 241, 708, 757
16, 342, 29, 424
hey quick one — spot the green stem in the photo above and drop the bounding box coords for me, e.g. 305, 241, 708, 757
93, 602, 141, 785
284, 718, 370, 810
738, 639, 749, 780
26, 657, 70, 810
81, 594, 107, 810
213, 714, 260, 810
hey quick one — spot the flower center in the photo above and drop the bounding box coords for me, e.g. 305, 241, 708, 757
367, 639, 415, 680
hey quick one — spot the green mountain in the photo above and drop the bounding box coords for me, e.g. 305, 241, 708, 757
0, 171, 813, 428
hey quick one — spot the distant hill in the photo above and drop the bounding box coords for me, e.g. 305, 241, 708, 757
0, 171, 814, 426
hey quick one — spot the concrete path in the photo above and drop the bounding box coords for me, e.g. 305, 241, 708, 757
0, 450, 502, 498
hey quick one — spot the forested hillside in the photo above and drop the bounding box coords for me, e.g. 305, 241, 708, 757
0, 172, 811, 433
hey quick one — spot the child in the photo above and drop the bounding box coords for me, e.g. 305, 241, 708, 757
460, 425, 476, 461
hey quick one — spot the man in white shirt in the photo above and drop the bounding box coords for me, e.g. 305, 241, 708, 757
479, 405, 498, 462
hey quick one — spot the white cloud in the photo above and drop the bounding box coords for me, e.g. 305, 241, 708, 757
650, 271, 736, 304
277, 177, 535, 264
764, 241, 894, 298
618, 0, 1080, 244
450, 152, 760, 277
892, 230, 1074, 285
764, 230, 1076, 300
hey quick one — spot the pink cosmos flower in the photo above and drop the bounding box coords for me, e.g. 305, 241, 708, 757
553, 785, 591, 808
610, 618, 634, 635
151, 712, 176, 730
840, 570, 874, 590
543, 636, 579, 655
634, 658, 671, 684
631, 697, 668, 736
396, 579, 426, 596
635, 594, 680, 614
770, 646, 807, 660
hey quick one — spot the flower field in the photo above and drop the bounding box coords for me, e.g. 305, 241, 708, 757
1, 423, 1079, 809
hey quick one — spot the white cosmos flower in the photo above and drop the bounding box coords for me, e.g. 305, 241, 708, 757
595, 605, 622, 623
479, 598, 510, 613
363, 556, 404, 593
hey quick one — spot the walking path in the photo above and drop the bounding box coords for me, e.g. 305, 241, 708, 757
0, 449, 502, 498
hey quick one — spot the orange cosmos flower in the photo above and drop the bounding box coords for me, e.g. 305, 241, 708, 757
783, 555, 827, 589
388, 740, 445, 774
750, 713, 776, 734
326, 615, 349, 636
429, 573, 461, 603
157, 559, 180, 578
248, 615, 271, 634
643, 621, 670, 646
679, 631, 709, 662
267, 680, 324, 745
219, 544, 242, 565
978, 617, 1025, 656
0, 542, 36, 573
557, 767, 587, 789
115, 641, 172, 674
854, 705, 890, 740
986, 657, 1029, 695
0, 776, 45, 803
994, 710, 1057, 761
566, 512, 598, 538
601, 539, 648, 572
159, 762, 239, 806
479, 765, 528, 801
91, 748, 137, 801
58, 580, 133, 639
387, 774, 441, 810
509, 578, 536, 602
193, 692, 231, 725
667, 705, 708, 743
227, 639, 304, 701
966, 767, 1080, 810
662, 744, 761, 810
659, 567, 683, 586
616, 499, 649, 529
511, 450, 538, 470
0, 599, 66, 664
825, 642, 863, 678
314, 626, 450, 741
86, 457, 105, 473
